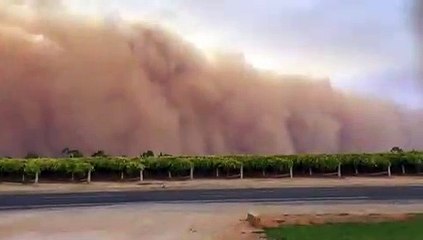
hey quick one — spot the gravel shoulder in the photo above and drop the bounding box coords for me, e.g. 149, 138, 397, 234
1, 202, 423, 240
0, 177, 422, 194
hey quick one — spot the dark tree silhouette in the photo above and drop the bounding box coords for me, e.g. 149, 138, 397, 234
61, 147, 70, 156
158, 152, 172, 157
62, 148, 83, 158
91, 150, 108, 158
391, 147, 404, 153
25, 152, 40, 159
141, 150, 154, 158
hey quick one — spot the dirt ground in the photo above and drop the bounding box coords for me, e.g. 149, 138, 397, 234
1, 203, 423, 240
1, 176, 422, 194
256, 213, 412, 228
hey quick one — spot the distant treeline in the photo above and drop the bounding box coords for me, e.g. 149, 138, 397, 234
0, 147, 422, 184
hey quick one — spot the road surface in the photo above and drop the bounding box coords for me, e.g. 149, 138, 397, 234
0, 186, 422, 211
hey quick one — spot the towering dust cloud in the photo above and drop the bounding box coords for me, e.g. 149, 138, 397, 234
0, 1, 422, 157
415, 0, 423, 89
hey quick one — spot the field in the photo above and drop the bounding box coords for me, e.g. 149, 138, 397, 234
265, 214, 423, 240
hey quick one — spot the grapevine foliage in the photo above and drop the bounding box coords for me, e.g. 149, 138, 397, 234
0, 151, 422, 180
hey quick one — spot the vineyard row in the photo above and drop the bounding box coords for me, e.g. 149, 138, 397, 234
0, 152, 422, 183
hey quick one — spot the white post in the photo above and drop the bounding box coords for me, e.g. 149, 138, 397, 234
289, 166, 293, 179
87, 170, 91, 183
401, 165, 406, 175
71, 172, 75, 181
140, 170, 144, 181
121, 171, 124, 180
35, 172, 39, 184
262, 169, 266, 177
216, 168, 219, 177
309, 168, 312, 176
168, 171, 172, 179
240, 165, 244, 179
337, 163, 342, 178
355, 167, 359, 175
22, 173, 25, 183
388, 163, 392, 177
190, 166, 194, 180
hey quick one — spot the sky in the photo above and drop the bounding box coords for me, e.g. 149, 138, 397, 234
63, 0, 422, 108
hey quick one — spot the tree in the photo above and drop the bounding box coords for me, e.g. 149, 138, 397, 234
61, 160, 93, 183
62, 148, 84, 158
0, 159, 25, 181
24, 160, 41, 184
125, 160, 145, 182
25, 152, 40, 159
116, 158, 128, 180
141, 150, 154, 158
159, 152, 172, 157
61, 148, 70, 156
169, 159, 192, 179
391, 147, 404, 153
91, 150, 108, 158
217, 158, 242, 177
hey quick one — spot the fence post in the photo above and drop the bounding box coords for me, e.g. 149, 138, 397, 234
35, 171, 39, 184
289, 166, 293, 179
22, 173, 25, 183
401, 165, 406, 175
139, 170, 144, 182
262, 169, 266, 177
168, 171, 172, 179
87, 169, 91, 183
121, 171, 124, 180
309, 168, 312, 176
190, 165, 194, 180
337, 163, 342, 178
240, 164, 244, 179
216, 168, 219, 177
388, 163, 392, 177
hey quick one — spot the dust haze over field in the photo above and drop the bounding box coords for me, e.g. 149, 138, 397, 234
0, 0, 422, 157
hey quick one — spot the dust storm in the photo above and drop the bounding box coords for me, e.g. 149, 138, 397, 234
0, 1, 422, 157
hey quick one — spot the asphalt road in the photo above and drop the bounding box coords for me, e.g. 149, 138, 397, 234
0, 186, 422, 211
